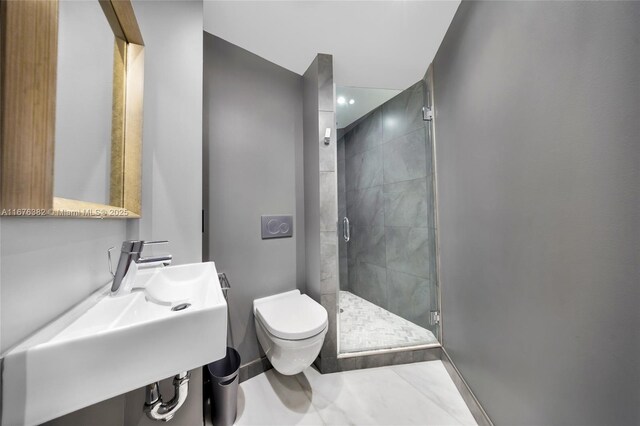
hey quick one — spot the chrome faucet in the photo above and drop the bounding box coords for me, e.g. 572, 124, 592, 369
109, 240, 172, 294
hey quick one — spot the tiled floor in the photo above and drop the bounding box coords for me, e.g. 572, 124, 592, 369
339, 291, 439, 353
229, 360, 476, 426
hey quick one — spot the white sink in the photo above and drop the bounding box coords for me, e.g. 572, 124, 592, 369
0, 262, 227, 426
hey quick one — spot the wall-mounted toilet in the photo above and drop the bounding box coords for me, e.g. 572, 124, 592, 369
253, 290, 328, 375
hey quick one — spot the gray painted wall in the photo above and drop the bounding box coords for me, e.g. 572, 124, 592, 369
203, 34, 304, 366
338, 81, 439, 335
1, 1, 204, 424
433, 2, 640, 424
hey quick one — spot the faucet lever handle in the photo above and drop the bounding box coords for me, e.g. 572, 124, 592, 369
143, 240, 169, 246
107, 247, 116, 278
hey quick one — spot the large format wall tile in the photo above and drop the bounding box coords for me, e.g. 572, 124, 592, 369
352, 261, 388, 308
320, 292, 337, 358
347, 260, 358, 293
346, 186, 384, 229
411, 284, 432, 332
351, 225, 386, 268
319, 111, 336, 172
345, 147, 383, 191
319, 172, 337, 231
383, 178, 430, 228
339, 252, 349, 291
382, 128, 429, 184
320, 231, 338, 294
382, 81, 425, 143
345, 109, 383, 159
317, 54, 334, 112
339, 77, 439, 344
385, 227, 430, 279
387, 269, 431, 328
338, 170, 347, 218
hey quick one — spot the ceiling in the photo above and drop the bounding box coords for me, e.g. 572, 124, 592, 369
335, 87, 401, 129
203, 1, 460, 90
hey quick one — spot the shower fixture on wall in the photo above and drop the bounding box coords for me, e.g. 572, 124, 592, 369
422, 105, 434, 121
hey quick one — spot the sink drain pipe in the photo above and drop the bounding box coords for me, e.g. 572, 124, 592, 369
144, 371, 191, 421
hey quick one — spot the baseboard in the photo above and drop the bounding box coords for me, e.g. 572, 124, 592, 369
441, 348, 493, 426
238, 356, 272, 383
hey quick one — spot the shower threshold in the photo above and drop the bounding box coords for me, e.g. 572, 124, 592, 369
338, 291, 439, 354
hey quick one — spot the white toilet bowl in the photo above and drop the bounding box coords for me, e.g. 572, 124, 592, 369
253, 290, 328, 375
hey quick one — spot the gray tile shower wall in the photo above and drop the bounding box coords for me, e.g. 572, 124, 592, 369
303, 54, 339, 367
340, 80, 438, 334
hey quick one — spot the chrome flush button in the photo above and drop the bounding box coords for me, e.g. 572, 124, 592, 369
261, 215, 293, 239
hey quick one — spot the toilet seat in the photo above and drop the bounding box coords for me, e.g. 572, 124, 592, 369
254, 290, 328, 341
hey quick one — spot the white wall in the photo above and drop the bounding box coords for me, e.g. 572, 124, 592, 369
133, 0, 203, 267
1, 1, 204, 424
124, 1, 203, 424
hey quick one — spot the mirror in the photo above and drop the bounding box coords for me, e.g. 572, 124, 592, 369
0, 0, 144, 218
55, 0, 114, 205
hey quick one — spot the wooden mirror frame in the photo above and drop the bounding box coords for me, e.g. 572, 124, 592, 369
0, 0, 144, 218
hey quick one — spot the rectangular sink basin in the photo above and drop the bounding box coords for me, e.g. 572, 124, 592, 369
1, 262, 227, 426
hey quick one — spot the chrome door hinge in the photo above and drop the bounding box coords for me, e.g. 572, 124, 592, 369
422, 106, 433, 121
430, 311, 440, 325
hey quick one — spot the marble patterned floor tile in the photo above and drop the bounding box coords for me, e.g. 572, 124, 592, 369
339, 290, 438, 353
230, 361, 477, 426
301, 364, 468, 426
391, 362, 477, 425
234, 369, 324, 425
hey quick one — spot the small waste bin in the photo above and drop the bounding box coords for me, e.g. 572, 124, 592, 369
207, 347, 241, 426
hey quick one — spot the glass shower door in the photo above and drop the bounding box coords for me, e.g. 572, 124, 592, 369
336, 80, 440, 354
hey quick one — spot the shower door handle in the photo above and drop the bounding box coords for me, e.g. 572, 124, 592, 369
343, 217, 350, 242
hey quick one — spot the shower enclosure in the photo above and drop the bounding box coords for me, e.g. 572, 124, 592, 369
337, 78, 440, 354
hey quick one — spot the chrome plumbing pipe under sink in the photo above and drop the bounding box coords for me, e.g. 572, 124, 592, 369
144, 371, 191, 422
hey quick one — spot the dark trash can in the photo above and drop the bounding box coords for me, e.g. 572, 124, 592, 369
207, 347, 241, 426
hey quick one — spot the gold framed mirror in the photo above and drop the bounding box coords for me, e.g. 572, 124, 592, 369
0, 0, 144, 218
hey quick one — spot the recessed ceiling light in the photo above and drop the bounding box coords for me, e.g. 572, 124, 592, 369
337, 96, 346, 105
349, 99, 355, 105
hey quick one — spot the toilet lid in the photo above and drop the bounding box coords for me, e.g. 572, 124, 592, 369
255, 293, 328, 340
